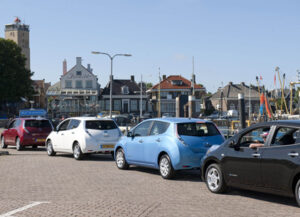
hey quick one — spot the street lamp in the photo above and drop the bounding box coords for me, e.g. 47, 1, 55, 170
91, 51, 132, 118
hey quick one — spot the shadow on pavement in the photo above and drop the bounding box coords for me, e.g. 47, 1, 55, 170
55, 153, 114, 162
227, 188, 298, 207
129, 166, 202, 182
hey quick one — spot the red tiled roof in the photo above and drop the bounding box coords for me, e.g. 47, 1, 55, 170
151, 75, 203, 90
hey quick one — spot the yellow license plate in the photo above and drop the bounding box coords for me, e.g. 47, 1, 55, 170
36, 138, 45, 142
101, 144, 114, 149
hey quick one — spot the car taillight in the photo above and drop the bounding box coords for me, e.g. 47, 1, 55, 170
175, 124, 188, 146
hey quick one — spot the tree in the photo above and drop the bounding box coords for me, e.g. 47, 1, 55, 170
146, 83, 153, 89
0, 38, 34, 103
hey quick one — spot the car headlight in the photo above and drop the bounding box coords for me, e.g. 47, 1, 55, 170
206, 145, 220, 154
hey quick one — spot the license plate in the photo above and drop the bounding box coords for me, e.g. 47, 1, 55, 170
36, 138, 45, 142
101, 144, 114, 149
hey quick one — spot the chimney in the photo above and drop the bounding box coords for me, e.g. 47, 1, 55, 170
63, 59, 67, 75
162, 75, 166, 80
87, 64, 92, 72
131, 75, 135, 82
229, 81, 233, 85
76, 57, 82, 66
241, 82, 245, 86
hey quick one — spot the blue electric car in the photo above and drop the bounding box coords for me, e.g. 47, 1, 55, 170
114, 118, 225, 179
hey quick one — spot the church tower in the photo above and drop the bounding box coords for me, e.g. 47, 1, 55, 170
5, 17, 30, 70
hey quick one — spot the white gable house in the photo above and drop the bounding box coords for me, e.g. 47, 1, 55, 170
46, 57, 100, 117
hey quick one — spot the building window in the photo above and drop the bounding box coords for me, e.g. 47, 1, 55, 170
76, 71, 82, 76
114, 100, 121, 111
86, 80, 93, 88
131, 100, 138, 111
65, 80, 72, 88
75, 80, 82, 88
121, 86, 129, 94
161, 102, 175, 113
229, 103, 236, 110
171, 80, 183, 86
160, 92, 167, 99
105, 100, 110, 110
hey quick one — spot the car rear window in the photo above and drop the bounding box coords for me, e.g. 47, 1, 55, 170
85, 120, 117, 130
177, 122, 220, 137
25, 120, 52, 128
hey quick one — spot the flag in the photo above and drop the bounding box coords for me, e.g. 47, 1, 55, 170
274, 74, 276, 86
260, 75, 263, 80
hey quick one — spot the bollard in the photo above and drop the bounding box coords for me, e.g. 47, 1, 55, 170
238, 93, 246, 129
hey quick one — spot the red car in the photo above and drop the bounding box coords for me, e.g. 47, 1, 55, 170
1, 118, 53, 150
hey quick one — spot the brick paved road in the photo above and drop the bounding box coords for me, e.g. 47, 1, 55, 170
0, 147, 300, 217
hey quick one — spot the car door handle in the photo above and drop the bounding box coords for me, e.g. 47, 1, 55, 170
156, 138, 161, 142
139, 140, 143, 143
252, 153, 260, 157
71, 132, 75, 134
205, 143, 211, 147
288, 152, 299, 157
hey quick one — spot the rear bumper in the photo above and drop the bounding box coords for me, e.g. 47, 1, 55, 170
21, 137, 47, 146
173, 148, 204, 170
82, 142, 118, 153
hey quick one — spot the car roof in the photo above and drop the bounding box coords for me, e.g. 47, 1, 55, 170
15, 117, 49, 121
65, 117, 114, 121
147, 117, 212, 124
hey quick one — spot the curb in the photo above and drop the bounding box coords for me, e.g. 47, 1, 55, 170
0, 151, 9, 156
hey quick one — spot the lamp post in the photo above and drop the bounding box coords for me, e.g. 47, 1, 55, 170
91, 51, 132, 118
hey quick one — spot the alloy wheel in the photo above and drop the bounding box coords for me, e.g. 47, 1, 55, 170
160, 157, 170, 177
116, 150, 124, 168
207, 167, 220, 191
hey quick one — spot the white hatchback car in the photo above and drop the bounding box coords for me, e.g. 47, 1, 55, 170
45, 117, 122, 160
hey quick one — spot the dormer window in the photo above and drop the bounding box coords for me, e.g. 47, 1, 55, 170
121, 86, 129, 94
171, 80, 183, 86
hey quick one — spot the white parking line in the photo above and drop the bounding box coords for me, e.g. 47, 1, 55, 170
0, 201, 49, 217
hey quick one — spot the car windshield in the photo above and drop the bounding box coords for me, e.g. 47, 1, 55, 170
177, 122, 220, 137
25, 120, 52, 128
85, 120, 117, 130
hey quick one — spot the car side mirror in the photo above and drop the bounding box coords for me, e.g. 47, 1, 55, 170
127, 131, 133, 137
228, 140, 238, 148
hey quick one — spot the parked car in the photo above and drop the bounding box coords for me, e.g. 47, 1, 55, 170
46, 117, 122, 160
1, 118, 53, 150
112, 115, 132, 134
114, 118, 225, 179
201, 120, 300, 207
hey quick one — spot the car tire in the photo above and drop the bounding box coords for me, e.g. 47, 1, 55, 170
16, 137, 22, 151
46, 140, 56, 156
1, 136, 7, 149
205, 163, 227, 193
73, 142, 83, 160
115, 148, 129, 170
295, 179, 300, 207
159, 154, 175, 179
111, 151, 115, 160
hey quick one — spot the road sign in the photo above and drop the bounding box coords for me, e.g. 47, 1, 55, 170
19, 109, 47, 117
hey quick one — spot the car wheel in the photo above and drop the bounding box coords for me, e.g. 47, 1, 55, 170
159, 154, 175, 179
115, 148, 129, 170
16, 137, 22, 151
295, 179, 300, 207
46, 140, 56, 156
205, 163, 227, 193
73, 142, 83, 160
1, 136, 7, 149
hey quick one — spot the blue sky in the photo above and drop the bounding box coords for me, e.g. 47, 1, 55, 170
1, 0, 300, 92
